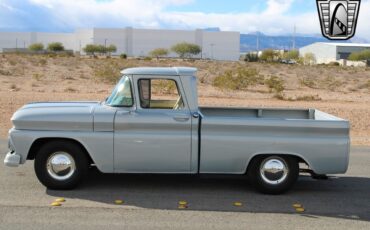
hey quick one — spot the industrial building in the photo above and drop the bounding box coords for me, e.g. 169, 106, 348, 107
0, 28, 240, 61
299, 42, 370, 64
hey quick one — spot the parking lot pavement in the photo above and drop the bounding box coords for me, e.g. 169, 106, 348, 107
0, 139, 369, 230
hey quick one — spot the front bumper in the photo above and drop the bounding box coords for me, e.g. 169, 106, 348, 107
4, 151, 21, 167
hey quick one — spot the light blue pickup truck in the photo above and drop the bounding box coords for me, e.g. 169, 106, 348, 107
4, 67, 350, 194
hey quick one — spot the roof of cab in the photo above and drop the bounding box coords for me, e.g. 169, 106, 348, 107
121, 67, 197, 76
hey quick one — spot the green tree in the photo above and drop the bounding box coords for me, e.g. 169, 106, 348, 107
244, 53, 259, 62
47, 42, 64, 52
83, 44, 106, 56
348, 50, 370, 61
260, 49, 280, 62
106, 44, 117, 56
150, 48, 169, 59
120, 53, 127, 59
83, 44, 98, 56
28, 43, 44, 52
171, 42, 201, 58
283, 50, 299, 60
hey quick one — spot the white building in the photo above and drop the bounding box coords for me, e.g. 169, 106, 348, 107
0, 28, 240, 61
299, 42, 370, 64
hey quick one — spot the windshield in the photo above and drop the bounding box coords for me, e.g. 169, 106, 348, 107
106, 76, 133, 107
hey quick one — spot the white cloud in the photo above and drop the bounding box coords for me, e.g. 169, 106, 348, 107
1, 0, 370, 39
264, 0, 294, 15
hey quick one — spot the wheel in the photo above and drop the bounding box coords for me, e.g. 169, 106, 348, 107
34, 140, 89, 190
247, 155, 299, 194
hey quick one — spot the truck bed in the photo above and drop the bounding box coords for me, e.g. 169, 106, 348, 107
198, 107, 350, 175
199, 107, 343, 121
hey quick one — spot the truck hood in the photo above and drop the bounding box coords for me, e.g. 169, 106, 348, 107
11, 101, 100, 131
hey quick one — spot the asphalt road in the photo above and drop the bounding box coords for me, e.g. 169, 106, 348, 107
0, 139, 369, 230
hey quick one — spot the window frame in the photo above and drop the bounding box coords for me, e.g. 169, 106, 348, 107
106, 75, 135, 108
137, 77, 186, 110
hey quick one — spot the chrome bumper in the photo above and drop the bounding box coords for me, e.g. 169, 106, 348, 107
4, 151, 21, 167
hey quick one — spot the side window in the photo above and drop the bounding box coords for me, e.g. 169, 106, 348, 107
138, 79, 185, 110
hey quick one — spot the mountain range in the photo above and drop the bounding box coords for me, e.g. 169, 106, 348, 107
239, 32, 369, 52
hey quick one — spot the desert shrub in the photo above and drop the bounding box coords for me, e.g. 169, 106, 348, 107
47, 53, 57, 58
8, 59, 17, 66
144, 56, 152, 61
39, 59, 47, 66
295, 94, 321, 101
260, 49, 280, 62
150, 48, 169, 59
273, 93, 285, 100
198, 74, 208, 84
320, 76, 343, 91
0, 69, 12, 76
348, 50, 370, 61
47, 42, 64, 52
213, 70, 237, 90
10, 83, 19, 91
171, 42, 201, 58
302, 52, 316, 65
283, 50, 299, 60
328, 61, 340, 66
265, 75, 285, 95
32, 73, 44, 81
120, 53, 127, 59
93, 64, 121, 83
28, 43, 44, 52
300, 77, 316, 88
152, 79, 177, 94
357, 80, 370, 90
64, 87, 78, 93
213, 67, 263, 90
244, 53, 259, 62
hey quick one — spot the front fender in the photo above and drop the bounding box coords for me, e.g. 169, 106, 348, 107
8, 128, 114, 173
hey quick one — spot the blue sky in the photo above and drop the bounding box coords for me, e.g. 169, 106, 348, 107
0, 0, 369, 38
167, 0, 314, 14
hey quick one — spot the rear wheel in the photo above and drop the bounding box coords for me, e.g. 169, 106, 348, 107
34, 140, 89, 190
247, 155, 299, 194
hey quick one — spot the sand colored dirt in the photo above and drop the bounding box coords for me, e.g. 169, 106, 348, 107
1, 55, 369, 145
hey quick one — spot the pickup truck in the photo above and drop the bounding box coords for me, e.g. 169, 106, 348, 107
4, 67, 350, 194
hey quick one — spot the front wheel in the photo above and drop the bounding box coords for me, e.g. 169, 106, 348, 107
247, 155, 299, 194
34, 140, 89, 190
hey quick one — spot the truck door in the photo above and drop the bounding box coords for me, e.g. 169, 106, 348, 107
114, 75, 192, 173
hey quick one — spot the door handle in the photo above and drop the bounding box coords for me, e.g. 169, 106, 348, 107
173, 115, 190, 122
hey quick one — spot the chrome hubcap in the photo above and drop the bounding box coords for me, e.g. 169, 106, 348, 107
46, 152, 76, 181
260, 157, 289, 185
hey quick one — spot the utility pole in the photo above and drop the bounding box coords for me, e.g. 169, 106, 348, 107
104, 39, 108, 55
256, 32, 259, 52
292, 24, 296, 50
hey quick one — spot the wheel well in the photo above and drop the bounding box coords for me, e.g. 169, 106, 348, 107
245, 154, 308, 174
27, 138, 94, 164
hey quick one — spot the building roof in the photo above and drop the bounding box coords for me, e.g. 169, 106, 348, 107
121, 67, 197, 76
317, 42, 370, 47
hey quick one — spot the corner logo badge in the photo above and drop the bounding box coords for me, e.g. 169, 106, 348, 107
317, 0, 361, 40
